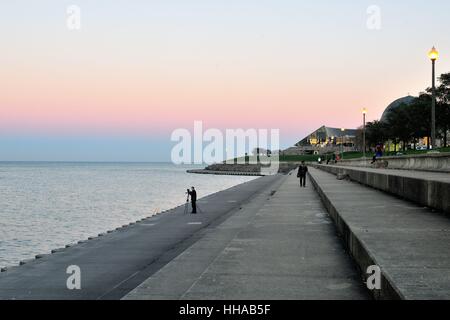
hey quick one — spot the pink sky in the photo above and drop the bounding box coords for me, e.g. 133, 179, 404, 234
1, 1, 450, 160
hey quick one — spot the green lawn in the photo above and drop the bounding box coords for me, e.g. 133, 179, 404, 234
229, 147, 450, 164
279, 147, 450, 162
383, 147, 450, 157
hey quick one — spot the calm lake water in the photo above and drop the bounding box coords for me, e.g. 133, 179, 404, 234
0, 162, 256, 268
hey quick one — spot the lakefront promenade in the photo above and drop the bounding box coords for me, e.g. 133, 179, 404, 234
124, 162, 450, 300
123, 171, 369, 300
1, 156, 450, 300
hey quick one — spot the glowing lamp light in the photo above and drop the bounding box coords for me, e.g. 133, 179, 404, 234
428, 47, 439, 61
362, 108, 368, 115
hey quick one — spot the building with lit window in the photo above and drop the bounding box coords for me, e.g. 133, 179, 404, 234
282, 126, 357, 156
297, 126, 357, 148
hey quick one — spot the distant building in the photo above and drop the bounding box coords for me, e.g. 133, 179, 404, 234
379, 95, 441, 151
297, 126, 357, 148
283, 126, 357, 155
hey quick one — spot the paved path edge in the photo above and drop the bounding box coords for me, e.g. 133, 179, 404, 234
308, 169, 404, 300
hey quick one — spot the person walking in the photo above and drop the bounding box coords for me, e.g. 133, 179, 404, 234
297, 161, 308, 188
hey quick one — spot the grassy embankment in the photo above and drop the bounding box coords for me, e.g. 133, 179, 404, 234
228, 147, 450, 164
279, 147, 450, 162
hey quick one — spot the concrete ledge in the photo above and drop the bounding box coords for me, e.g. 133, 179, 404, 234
338, 152, 450, 173
312, 165, 450, 215
308, 168, 450, 300
308, 170, 403, 300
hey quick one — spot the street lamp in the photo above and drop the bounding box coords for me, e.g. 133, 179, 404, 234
341, 128, 345, 160
362, 108, 367, 159
428, 46, 439, 150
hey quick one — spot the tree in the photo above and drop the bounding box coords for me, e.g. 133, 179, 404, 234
365, 120, 387, 150
425, 72, 450, 147
361, 71, 449, 152
436, 73, 450, 147
354, 127, 364, 152
408, 93, 431, 148
384, 103, 414, 151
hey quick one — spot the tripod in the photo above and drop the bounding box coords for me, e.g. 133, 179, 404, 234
184, 197, 204, 214
183, 194, 190, 214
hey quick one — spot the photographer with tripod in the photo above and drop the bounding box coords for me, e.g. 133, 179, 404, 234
186, 187, 197, 214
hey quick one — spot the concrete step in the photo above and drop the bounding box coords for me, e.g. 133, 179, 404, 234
308, 167, 450, 300
312, 164, 450, 215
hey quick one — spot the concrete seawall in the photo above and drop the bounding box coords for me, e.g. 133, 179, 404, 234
188, 162, 303, 176
186, 169, 264, 176
0, 175, 283, 299
312, 164, 450, 215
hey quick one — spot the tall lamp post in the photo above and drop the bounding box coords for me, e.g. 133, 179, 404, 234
341, 128, 345, 160
362, 108, 367, 159
428, 46, 439, 150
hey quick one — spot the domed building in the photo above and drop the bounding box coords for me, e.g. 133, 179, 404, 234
379, 95, 432, 151
380, 95, 416, 123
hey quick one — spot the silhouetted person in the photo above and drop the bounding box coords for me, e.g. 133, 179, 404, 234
297, 161, 308, 188
371, 144, 384, 164
188, 187, 197, 213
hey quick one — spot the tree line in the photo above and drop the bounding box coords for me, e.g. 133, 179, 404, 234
360, 72, 450, 151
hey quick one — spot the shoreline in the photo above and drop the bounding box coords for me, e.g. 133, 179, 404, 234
186, 169, 264, 176
0, 163, 256, 270
0, 175, 262, 271
0, 174, 281, 299
0, 176, 263, 276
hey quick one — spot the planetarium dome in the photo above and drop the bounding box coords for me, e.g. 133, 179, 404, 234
380, 95, 416, 123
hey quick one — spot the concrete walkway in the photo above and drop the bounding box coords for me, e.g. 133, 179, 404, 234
309, 167, 450, 299
0, 175, 283, 300
124, 173, 369, 300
